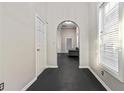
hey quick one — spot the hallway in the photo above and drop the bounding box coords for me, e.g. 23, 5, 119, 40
1, 2, 124, 91
27, 54, 106, 91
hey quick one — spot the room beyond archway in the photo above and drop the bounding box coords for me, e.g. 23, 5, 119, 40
57, 20, 80, 67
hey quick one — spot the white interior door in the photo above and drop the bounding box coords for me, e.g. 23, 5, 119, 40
66, 38, 72, 52
35, 15, 46, 77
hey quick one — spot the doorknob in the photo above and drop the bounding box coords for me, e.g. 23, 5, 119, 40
37, 49, 40, 51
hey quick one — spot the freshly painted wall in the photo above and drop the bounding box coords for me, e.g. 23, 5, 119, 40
47, 2, 89, 67
88, 2, 124, 91
0, 5, 4, 85
0, 2, 90, 90
0, 2, 47, 90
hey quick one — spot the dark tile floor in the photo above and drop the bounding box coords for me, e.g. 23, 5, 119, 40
27, 53, 106, 91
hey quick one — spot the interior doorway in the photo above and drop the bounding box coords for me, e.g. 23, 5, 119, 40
66, 38, 72, 52
57, 20, 80, 67
35, 14, 47, 77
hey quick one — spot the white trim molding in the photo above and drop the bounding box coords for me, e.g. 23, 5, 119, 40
35, 13, 48, 24
21, 77, 37, 91
89, 67, 112, 91
21, 67, 46, 91
79, 66, 111, 91
79, 66, 89, 69
46, 65, 58, 68
37, 68, 46, 77
21, 65, 111, 91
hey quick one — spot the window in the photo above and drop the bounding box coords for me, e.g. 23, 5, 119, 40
99, 2, 120, 77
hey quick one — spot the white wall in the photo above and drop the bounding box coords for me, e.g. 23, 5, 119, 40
0, 2, 47, 90
47, 2, 89, 67
0, 5, 4, 85
88, 2, 124, 91
60, 28, 77, 53
0, 2, 89, 90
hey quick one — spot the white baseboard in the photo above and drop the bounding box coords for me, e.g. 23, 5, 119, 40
79, 65, 111, 91
37, 67, 46, 77
79, 66, 89, 68
57, 52, 68, 53
21, 65, 111, 91
46, 65, 58, 68
21, 77, 37, 91
21, 67, 47, 91
89, 67, 112, 91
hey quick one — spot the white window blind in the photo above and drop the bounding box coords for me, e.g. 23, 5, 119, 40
100, 2, 119, 72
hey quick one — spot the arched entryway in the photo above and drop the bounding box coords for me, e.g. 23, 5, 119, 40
57, 20, 80, 67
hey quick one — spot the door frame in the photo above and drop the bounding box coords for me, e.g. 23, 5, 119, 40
35, 14, 47, 77
56, 20, 80, 67
65, 37, 73, 53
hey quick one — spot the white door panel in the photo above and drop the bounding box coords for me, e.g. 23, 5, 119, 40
66, 38, 72, 50
35, 15, 46, 77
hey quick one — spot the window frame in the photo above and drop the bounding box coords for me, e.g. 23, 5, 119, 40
97, 2, 124, 82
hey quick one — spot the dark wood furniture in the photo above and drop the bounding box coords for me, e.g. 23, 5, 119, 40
68, 48, 79, 57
